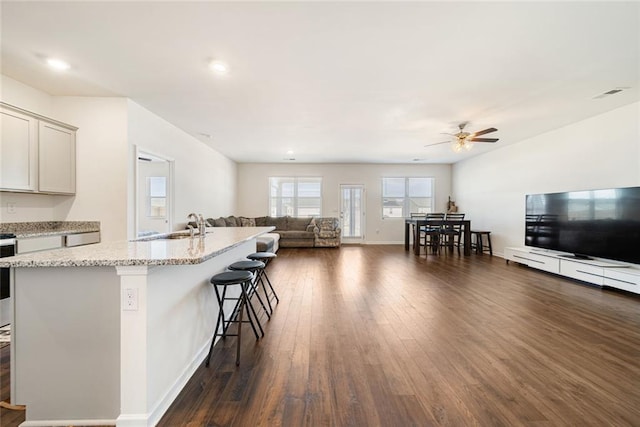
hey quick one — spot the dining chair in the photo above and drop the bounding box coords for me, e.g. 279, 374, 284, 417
440, 213, 465, 254
421, 213, 445, 254
410, 213, 426, 250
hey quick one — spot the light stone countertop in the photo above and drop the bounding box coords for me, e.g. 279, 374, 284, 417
0, 221, 100, 238
0, 227, 274, 268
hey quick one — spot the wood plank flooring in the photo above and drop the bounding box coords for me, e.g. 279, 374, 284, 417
2, 246, 639, 426
161, 246, 640, 426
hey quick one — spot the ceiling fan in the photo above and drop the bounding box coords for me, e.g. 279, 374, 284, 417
425, 122, 499, 152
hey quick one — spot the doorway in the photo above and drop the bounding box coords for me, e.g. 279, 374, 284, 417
136, 150, 173, 238
340, 184, 365, 243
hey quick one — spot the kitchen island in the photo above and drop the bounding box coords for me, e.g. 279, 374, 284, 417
0, 227, 274, 427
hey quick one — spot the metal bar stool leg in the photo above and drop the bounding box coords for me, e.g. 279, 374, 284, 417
230, 260, 271, 325
206, 270, 259, 367
247, 252, 280, 309
242, 274, 265, 337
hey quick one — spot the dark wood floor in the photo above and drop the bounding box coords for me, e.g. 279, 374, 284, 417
2, 246, 640, 426
160, 246, 640, 426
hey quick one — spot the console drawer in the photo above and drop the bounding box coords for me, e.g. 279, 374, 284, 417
603, 269, 640, 294
560, 260, 604, 286
505, 248, 528, 263
526, 252, 560, 274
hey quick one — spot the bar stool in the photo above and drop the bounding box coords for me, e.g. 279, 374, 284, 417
471, 230, 493, 255
228, 260, 271, 322
206, 270, 257, 367
247, 252, 279, 315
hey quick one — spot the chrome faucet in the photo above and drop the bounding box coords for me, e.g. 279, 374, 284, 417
187, 213, 207, 237
198, 214, 206, 238
187, 213, 199, 238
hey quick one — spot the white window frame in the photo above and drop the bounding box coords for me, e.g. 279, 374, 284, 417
381, 177, 435, 218
269, 176, 322, 217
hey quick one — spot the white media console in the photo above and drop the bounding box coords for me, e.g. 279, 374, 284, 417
504, 247, 640, 295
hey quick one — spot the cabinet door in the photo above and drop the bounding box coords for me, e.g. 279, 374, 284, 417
38, 120, 76, 194
0, 106, 38, 191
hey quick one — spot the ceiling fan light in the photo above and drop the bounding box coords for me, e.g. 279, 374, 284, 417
452, 141, 463, 153
464, 142, 473, 151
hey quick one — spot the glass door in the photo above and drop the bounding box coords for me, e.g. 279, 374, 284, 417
340, 184, 365, 243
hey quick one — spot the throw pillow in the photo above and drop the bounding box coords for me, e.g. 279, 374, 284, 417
318, 218, 335, 231
306, 217, 318, 232
239, 217, 256, 227
213, 217, 227, 227
224, 216, 238, 227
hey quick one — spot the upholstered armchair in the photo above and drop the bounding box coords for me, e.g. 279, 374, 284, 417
312, 217, 342, 247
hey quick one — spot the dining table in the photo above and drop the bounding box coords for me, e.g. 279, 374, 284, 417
404, 218, 472, 256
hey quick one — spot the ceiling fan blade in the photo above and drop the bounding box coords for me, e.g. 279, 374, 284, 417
424, 140, 451, 147
469, 137, 499, 143
471, 127, 498, 137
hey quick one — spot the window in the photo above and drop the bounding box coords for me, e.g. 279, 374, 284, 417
147, 176, 167, 218
382, 177, 434, 218
269, 177, 322, 217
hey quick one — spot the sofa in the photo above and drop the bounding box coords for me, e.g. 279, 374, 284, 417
202, 215, 341, 250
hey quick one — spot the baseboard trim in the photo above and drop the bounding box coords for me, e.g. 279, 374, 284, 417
21, 419, 117, 427
363, 241, 404, 245
146, 340, 209, 426
115, 413, 149, 427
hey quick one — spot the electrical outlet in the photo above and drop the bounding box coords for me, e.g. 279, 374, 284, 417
7, 203, 16, 214
123, 288, 138, 311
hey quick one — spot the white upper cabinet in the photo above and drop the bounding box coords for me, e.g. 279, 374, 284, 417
0, 105, 38, 191
0, 102, 77, 194
38, 120, 76, 194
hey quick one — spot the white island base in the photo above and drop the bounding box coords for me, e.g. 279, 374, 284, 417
8, 229, 270, 426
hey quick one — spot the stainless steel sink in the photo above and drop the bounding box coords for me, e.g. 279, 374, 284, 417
163, 233, 193, 240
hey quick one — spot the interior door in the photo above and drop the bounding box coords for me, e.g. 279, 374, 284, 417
340, 184, 365, 243
136, 151, 173, 237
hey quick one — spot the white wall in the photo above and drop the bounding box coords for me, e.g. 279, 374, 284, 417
1, 75, 238, 242
127, 101, 237, 237
0, 75, 53, 116
52, 97, 130, 242
452, 102, 640, 257
0, 76, 130, 240
237, 163, 452, 243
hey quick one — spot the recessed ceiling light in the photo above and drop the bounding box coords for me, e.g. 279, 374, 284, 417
209, 61, 229, 75
46, 58, 70, 71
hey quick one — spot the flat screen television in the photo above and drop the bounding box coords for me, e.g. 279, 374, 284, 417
525, 186, 640, 264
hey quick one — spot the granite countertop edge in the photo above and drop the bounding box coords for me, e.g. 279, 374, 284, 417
1, 221, 101, 239
0, 227, 274, 268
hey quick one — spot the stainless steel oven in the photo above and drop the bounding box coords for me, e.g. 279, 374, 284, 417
1, 233, 16, 327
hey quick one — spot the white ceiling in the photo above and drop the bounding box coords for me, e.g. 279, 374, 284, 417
1, 1, 638, 164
